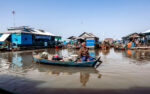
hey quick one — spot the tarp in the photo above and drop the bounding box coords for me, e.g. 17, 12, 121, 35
0, 34, 10, 42
55, 36, 61, 40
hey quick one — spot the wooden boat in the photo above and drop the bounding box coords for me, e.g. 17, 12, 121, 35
114, 47, 125, 50
114, 45, 126, 50
33, 55, 101, 67
100, 44, 110, 50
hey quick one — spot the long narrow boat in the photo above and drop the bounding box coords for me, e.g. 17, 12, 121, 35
33, 55, 101, 67
114, 47, 125, 50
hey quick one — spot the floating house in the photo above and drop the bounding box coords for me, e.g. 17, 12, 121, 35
104, 38, 114, 44
139, 29, 150, 45
67, 32, 99, 48
122, 33, 139, 44
67, 36, 77, 40
0, 26, 61, 49
121, 31, 150, 46
67, 36, 78, 44
79, 32, 99, 48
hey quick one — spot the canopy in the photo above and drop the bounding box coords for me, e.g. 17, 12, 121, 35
142, 29, 150, 34
0, 34, 10, 42
55, 36, 61, 40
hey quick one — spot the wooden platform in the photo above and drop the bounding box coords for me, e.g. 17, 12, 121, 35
130, 47, 150, 50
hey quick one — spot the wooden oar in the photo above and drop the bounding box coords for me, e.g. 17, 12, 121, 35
94, 56, 103, 68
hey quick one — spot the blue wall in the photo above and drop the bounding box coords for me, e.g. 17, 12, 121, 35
21, 33, 32, 45
11, 33, 32, 45
86, 39, 95, 46
86, 43, 95, 46
86, 39, 95, 42
11, 34, 22, 45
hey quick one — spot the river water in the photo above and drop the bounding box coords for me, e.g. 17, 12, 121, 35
0, 48, 150, 94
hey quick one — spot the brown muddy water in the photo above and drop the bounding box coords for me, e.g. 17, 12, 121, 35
0, 48, 150, 94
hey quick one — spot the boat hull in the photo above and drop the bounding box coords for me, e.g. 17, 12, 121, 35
33, 56, 98, 67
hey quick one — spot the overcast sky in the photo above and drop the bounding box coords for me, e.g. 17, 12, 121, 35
0, 0, 150, 40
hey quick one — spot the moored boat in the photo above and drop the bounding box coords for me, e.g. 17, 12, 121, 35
33, 55, 101, 67
114, 47, 126, 50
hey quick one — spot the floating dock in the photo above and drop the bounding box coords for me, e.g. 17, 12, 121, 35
130, 47, 150, 50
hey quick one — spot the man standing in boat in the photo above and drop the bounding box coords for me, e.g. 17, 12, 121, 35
79, 42, 93, 62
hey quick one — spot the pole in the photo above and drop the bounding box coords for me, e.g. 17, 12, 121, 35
12, 10, 15, 27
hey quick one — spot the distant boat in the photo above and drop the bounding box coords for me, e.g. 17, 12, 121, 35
33, 55, 102, 67
114, 47, 125, 50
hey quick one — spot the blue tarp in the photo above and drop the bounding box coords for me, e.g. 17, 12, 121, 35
131, 42, 135, 47
64, 41, 67, 45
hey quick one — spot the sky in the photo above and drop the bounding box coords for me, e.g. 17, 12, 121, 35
0, 0, 150, 40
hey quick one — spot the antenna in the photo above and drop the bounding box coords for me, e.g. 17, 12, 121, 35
81, 20, 85, 32
12, 10, 16, 27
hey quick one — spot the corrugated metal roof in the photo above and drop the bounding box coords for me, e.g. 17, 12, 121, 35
143, 29, 150, 34
32, 29, 54, 36
0, 28, 55, 36
79, 32, 98, 38
122, 32, 138, 38
0, 34, 10, 42
104, 38, 113, 41
0, 26, 62, 40
0, 30, 31, 34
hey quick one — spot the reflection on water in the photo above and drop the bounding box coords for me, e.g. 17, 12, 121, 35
113, 49, 150, 63
0, 48, 150, 93
1, 48, 150, 73
101, 49, 110, 55
12, 54, 22, 67
35, 63, 101, 87
80, 72, 89, 87
123, 50, 150, 63
0, 49, 102, 89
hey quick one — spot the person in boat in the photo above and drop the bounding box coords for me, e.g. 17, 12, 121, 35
79, 42, 93, 62
127, 41, 132, 48
135, 39, 139, 47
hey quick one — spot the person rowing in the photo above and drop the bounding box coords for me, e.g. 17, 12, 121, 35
78, 42, 94, 62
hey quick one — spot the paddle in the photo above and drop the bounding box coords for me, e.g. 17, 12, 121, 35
93, 56, 103, 68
